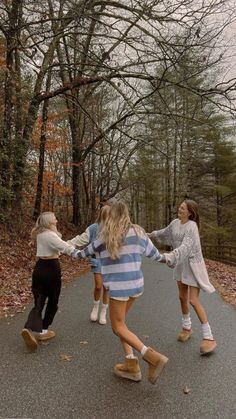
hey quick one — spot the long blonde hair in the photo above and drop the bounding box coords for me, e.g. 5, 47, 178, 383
96, 204, 111, 226
100, 202, 142, 259
31, 212, 61, 243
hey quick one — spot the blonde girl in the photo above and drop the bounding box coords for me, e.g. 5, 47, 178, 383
74, 202, 168, 384
21, 212, 76, 351
149, 199, 216, 355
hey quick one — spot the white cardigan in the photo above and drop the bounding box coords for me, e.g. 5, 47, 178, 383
152, 219, 215, 294
36, 230, 75, 257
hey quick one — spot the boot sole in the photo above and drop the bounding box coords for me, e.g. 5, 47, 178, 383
38, 332, 55, 341
200, 342, 217, 355
114, 367, 142, 382
149, 356, 169, 384
21, 329, 38, 351
177, 330, 193, 342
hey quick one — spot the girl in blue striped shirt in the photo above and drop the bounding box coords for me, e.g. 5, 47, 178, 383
74, 202, 168, 384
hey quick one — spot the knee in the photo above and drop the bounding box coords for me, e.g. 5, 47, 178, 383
189, 297, 198, 308
111, 322, 123, 337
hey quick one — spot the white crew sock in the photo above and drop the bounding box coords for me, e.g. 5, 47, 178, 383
101, 303, 108, 311
141, 345, 148, 356
40, 329, 48, 335
126, 353, 136, 359
202, 322, 214, 340
182, 313, 192, 330
94, 300, 100, 306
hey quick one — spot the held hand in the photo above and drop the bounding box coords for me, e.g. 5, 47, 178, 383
159, 254, 166, 263
147, 231, 155, 238
89, 257, 99, 268
71, 249, 81, 259
164, 252, 176, 269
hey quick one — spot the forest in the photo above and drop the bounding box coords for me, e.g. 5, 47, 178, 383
0, 0, 236, 259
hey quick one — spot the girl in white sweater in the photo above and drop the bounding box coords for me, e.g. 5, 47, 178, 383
149, 200, 216, 355
21, 212, 76, 351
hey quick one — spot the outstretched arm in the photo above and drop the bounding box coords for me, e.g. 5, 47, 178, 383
148, 224, 172, 246
164, 223, 199, 268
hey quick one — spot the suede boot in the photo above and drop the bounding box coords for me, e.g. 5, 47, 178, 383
38, 330, 55, 341
114, 357, 142, 382
200, 339, 217, 355
21, 328, 38, 351
177, 329, 192, 342
142, 347, 168, 384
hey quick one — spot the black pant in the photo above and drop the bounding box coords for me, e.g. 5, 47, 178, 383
24, 259, 61, 333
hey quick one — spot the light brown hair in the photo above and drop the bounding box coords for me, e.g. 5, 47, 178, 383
184, 199, 200, 228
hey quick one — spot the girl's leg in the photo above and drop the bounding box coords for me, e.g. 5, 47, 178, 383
177, 281, 192, 342
110, 298, 168, 384
189, 286, 208, 323
93, 273, 103, 301
109, 298, 143, 353
90, 273, 103, 321
177, 281, 190, 315
189, 286, 216, 354
99, 285, 109, 325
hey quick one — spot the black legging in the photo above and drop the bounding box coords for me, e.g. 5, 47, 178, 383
24, 259, 61, 333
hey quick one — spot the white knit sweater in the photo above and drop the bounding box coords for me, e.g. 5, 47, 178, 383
36, 230, 75, 257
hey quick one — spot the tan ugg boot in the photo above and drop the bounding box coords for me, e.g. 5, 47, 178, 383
177, 329, 192, 342
37, 330, 55, 341
21, 328, 38, 351
114, 357, 142, 382
200, 339, 217, 355
142, 347, 168, 384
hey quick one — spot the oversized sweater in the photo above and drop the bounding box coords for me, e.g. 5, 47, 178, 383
36, 230, 75, 257
79, 226, 163, 298
152, 219, 215, 294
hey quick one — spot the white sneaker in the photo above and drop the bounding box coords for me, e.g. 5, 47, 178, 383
99, 309, 107, 325
90, 304, 99, 322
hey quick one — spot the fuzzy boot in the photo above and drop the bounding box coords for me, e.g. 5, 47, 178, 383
99, 304, 108, 325
21, 328, 38, 351
142, 347, 168, 384
200, 339, 217, 355
90, 300, 100, 322
114, 357, 142, 382
177, 329, 193, 342
37, 330, 55, 341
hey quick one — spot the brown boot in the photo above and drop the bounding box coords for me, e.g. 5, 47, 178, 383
114, 357, 142, 382
143, 347, 168, 384
37, 330, 55, 341
200, 339, 217, 355
177, 329, 192, 342
21, 328, 38, 351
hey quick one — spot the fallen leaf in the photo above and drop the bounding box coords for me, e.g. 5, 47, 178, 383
59, 353, 73, 361
80, 340, 88, 345
183, 386, 191, 394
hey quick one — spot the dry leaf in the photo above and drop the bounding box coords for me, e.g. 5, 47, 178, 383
183, 386, 191, 394
143, 335, 149, 340
59, 353, 73, 361
80, 340, 88, 345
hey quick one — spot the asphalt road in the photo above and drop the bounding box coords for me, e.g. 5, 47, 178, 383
0, 259, 236, 419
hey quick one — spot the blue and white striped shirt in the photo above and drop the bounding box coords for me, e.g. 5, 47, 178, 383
80, 227, 163, 298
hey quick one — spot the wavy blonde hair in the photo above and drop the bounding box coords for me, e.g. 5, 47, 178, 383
96, 204, 111, 226
31, 212, 61, 243
100, 202, 142, 259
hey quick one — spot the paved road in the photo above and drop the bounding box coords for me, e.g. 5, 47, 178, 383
0, 260, 236, 419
